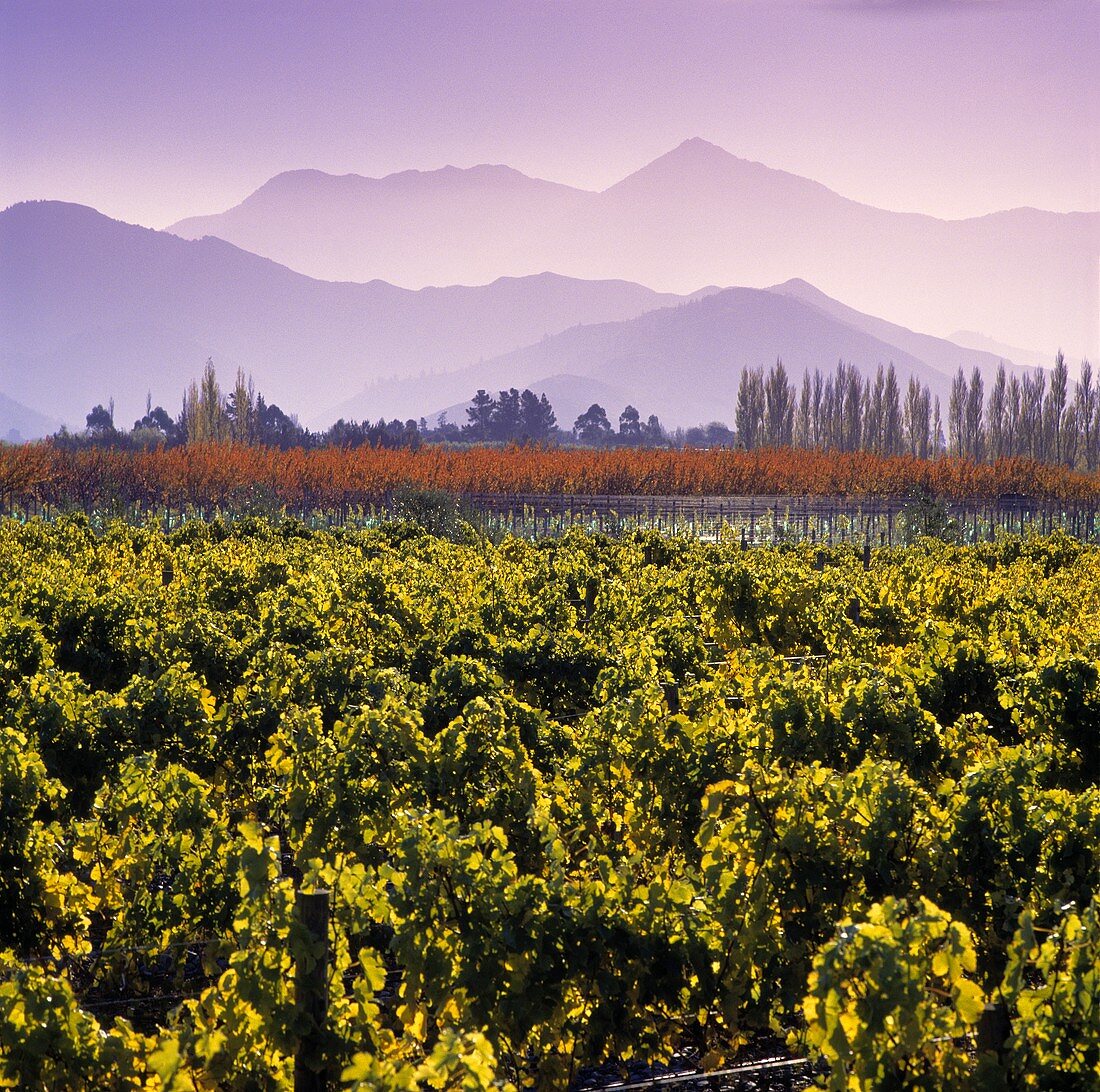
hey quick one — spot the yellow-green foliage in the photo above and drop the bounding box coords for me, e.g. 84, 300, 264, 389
0, 519, 1097, 1088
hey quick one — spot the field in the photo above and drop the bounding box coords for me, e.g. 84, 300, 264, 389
2, 517, 1099, 1089
6, 445, 1100, 523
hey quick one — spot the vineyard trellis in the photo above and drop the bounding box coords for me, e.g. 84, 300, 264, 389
453, 493, 1099, 544
3, 487, 1099, 544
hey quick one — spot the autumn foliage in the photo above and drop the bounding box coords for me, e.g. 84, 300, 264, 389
2, 443, 1100, 515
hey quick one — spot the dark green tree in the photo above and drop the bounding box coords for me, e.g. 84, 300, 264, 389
618, 405, 641, 440
573, 404, 612, 444
466, 390, 496, 441
519, 390, 557, 442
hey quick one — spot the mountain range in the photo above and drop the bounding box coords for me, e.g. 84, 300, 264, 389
338, 281, 1022, 431
168, 138, 1099, 361
0, 392, 59, 444
0, 201, 707, 429
0, 198, 1036, 436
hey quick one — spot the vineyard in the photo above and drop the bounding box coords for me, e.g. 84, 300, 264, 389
2, 517, 1099, 1089
5, 445, 1100, 523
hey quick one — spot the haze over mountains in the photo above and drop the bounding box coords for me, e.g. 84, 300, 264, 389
0, 201, 705, 429
0, 143, 1089, 439
0, 392, 58, 444
169, 139, 1099, 362
340, 283, 1018, 431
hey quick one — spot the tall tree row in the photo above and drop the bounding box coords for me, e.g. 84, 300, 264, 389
735, 353, 1097, 468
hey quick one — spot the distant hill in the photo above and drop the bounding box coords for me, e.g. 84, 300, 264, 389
0, 391, 58, 442
168, 138, 1099, 359
171, 164, 592, 292
946, 331, 1053, 373
341, 285, 1016, 429
766, 279, 1038, 382
0, 201, 703, 427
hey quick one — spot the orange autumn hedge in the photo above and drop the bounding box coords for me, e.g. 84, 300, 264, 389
1, 443, 1099, 513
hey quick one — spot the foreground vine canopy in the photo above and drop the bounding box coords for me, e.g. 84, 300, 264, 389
0, 517, 1098, 1089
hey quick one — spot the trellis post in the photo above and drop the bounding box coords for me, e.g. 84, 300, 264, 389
295, 889, 331, 1092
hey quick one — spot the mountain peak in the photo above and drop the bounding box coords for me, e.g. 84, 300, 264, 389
768, 277, 832, 301
658, 137, 740, 167
675, 136, 726, 153
605, 138, 793, 196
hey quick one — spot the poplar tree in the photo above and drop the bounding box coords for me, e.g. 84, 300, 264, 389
1006, 374, 1023, 458
864, 365, 886, 454
903, 378, 931, 459
965, 367, 984, 461
796, 372, 813, 448
948, 369, 966, 457
735, 367, 766, 449
1075, 360, 1097, 469
987, 365, 1007, 460
183, 359, 230, 444
883, 364, 903, 456
228, 368, 256, 445
763, 359, 794, 446
1044, 352, 1068, 463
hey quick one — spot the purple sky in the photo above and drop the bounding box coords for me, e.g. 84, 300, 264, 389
2, 0, 1097, 227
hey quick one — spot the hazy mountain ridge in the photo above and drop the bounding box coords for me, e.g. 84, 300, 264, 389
0, 391, 59, 442
0, 199, 1055, 436
167, 139, 1099, 359
766, 279, 1041, 382
336, 285, 1017, 429
0, 201, 704, 427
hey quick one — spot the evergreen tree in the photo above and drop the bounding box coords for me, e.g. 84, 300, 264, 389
254, 396, 305, 448
492, 388, 522, 441
642, 414, 664, 443
85, 403, 116, 436
573, 404, 612, 444
519, 389, 557, 442
618, 405, 642, 440
466, 389, 495, 441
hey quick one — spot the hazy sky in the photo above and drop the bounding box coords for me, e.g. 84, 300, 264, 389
2, 0, 1097, 227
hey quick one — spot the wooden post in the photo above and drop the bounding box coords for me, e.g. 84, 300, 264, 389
295, 889, 331, 1092
976, 1001, 1011, 1063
